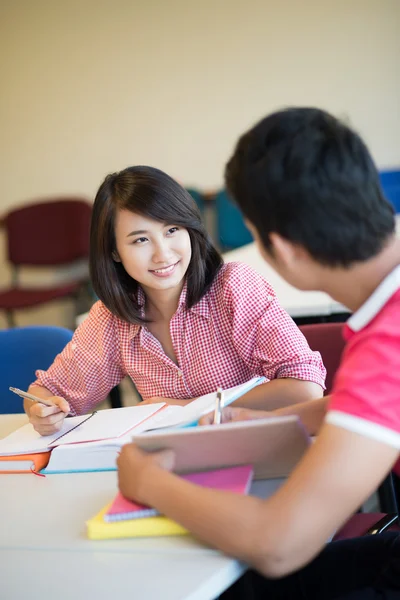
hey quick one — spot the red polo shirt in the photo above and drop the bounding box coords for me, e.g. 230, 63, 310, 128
326, 265, 400, 474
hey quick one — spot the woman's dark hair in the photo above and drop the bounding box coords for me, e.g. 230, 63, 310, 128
90, 165, 222, 324
225, 107, 395, 267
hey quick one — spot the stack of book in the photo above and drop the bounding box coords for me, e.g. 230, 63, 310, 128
86, 465, 254, 539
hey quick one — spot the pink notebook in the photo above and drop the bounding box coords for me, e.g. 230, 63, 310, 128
104, 465, 254, 522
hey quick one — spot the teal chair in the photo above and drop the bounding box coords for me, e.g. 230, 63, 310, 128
0, 326, 73, 413
215, 189, 253, 251
186, 188, 205, 216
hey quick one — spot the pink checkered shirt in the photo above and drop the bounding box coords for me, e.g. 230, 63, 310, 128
34, 262, 326, 415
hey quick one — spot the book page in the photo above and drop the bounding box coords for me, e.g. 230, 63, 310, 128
50, 403, 165, 446
0, 415, 89, 456
143, 377, 265, 431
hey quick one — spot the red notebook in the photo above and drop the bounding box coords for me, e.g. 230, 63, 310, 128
104, 465, 254, 522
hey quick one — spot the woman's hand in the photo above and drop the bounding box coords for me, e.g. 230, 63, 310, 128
199, 406, 273, 426
117, 443, 175, 503
28, 396, 70, 436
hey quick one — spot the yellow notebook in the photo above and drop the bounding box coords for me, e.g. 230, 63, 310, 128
86, 503, 188, 540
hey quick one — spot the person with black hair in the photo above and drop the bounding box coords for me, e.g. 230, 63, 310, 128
117, 110, 400, 599
24, 165, 324, 436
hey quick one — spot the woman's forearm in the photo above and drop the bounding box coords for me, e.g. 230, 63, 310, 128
233, 379, 323, 411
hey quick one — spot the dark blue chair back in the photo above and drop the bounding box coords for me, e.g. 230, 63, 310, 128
380, 170, 400, 213
0, 326, 73, 413
215, 189, 253, 250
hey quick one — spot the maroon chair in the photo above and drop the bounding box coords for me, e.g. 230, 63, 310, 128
300, 322, 400, 540
0, 198, 92, 327
299, 322, 345, 395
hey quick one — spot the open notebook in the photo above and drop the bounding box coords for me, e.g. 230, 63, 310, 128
0, 404, 164, 473
0, 376, 264, 473
87, 465, 254, 539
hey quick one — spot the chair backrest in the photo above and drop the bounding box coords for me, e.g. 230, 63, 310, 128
215, 189, 253, 250
0, 326, 73, 413
185, 188, 205, 215
380, 170, 400, 213
6, 198, 92, 266
299, 322, 346, 395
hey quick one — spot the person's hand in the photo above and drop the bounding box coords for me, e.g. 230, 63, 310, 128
29, 397, 70, 436
117, 443, 175, 503
140, 397, 190, 407
199, 406, 273, 426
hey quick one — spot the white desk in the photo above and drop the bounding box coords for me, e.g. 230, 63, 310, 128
222, 215, 400, 319
0, 414, 283, 600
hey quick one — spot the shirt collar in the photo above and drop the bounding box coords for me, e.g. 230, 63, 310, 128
347, 264, 400, 332
136, 281, 210, 319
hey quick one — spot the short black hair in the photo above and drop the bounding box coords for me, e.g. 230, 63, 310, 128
90, 165, 222, 324
225, 107, 395, 267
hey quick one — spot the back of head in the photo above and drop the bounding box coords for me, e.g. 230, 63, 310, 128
226, 107, 395, 267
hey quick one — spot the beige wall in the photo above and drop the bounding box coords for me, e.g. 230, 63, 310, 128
0, 0, 399, 326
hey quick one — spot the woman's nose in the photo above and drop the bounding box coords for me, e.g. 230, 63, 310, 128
152, 240, 173, 263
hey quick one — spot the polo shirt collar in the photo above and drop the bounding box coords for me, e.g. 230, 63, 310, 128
347, 264, 400, 332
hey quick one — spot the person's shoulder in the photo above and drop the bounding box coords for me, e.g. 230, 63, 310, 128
353, 290, 400, 342
208, 262, 275, 315
375, 289, 400, 330
213, 261, 269, 289
84, 300, 139, 336
340, 292, 400, 377
87, 300, 115, 322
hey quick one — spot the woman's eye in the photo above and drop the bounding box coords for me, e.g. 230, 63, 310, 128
133, 237, 148, 244
167, 227, 179, 235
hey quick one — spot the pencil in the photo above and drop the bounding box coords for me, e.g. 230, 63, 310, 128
9, 387, 56, 407
213, 387, 223, 425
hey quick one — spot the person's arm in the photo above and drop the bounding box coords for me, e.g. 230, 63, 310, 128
139, 397, 191, 406
37, 303, 125, 413
26, 302, 126, 434
199, 396, 328, 436
233, 379, 323, 411
273, 395, 328, 435
118, 423, 399, 578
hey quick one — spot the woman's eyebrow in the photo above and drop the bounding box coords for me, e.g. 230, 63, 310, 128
126, 229, 148, 237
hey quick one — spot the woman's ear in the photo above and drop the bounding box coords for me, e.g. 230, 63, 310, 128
112, 250, 121, 262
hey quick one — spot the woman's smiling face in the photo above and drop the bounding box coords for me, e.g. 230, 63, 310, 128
114, 209, 192, 293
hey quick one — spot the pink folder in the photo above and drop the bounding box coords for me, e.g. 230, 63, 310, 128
104, 464, 254, 522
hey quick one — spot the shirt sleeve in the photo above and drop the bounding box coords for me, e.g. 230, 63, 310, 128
221, 262, 326, 387
326, 314, 400, 449
33, 301, 126, 415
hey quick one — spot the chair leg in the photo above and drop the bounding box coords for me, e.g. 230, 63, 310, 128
5, 310, 16, 328
109, 385, 123, 409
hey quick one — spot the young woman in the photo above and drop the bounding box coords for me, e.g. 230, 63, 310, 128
24, 166, 325, 436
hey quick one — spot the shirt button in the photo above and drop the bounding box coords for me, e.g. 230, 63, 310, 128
178, 370, 183, 377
